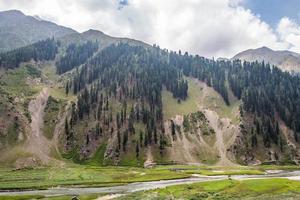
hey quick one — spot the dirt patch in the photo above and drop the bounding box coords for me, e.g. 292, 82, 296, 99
52, 102, 70, 156
23, 87, 62, 166
144, 147, 156, 168
165, 116, 217, 165
96, 194, 124, 200
26, 88, 51, 164
204, 109, 238, 166
162, 79, 240, 165
14, 157, 42, 169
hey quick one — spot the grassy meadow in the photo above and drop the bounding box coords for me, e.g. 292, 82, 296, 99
117, 178, 300, 200
0, 163, 299, 190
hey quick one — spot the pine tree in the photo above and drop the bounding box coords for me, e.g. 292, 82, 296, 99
139, 131, 143, 147
294, 124, 299, 142
159, 134, 165, 155
65, 81, 69, 96
117, 130, 121, 150
65, 118, 69, 137
136, 142, 140, 158
171, 120, 176, 140
122, 130, 128, 152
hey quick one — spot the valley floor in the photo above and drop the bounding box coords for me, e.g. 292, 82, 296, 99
116, 178, 300, 200
0, 164, 300, 199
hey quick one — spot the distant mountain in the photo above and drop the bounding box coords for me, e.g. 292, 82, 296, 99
0, 10, 77, 52
232, 46, 300, 73
60, 29, 150, 50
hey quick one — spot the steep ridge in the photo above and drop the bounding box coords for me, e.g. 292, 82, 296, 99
60, 29, 150, 50
232, 46, 300, 73
0, 10, 76, 52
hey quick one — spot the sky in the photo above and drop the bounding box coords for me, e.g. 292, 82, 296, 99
0, 0, 300, 58
241, 0, 300, 28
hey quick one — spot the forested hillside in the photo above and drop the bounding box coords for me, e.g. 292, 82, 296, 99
0, 33, 300, 166
0, 38, 58, 69
56, 41, 300, 165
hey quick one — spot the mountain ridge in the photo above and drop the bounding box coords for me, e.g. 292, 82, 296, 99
232, 46, 300, 72
0, 10, 77, 52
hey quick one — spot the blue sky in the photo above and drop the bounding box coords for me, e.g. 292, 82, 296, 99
242, 0, 300, 28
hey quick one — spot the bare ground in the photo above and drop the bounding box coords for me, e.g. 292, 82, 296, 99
144, 146, 155, 167
162, 79, 240, 165
22, 87, 64, 166
277, 116, 300, 164
52, 101, 70, 157
203, 109, 238, 166
165, 115, 217, 165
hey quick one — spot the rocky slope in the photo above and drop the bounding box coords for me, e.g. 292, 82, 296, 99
232, 46, 300, 73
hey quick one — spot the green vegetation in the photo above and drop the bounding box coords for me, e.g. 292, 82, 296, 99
183, 111, 215, 135
6, 122, 19, 145
43, 96, 63, 139
0, 38, 57, 69
162, 78, 201, 119
0, 64, 41, 97
83, 143, 107, 166
201, 84, 241, 124
1, 163, 298, 191
118, 178, 300, 200
56, 41, 99, 74
0, 64, 43, 150
0, 194, 100, 200
0, 164, 191, 190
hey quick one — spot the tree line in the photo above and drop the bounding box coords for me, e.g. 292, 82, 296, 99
0, 38, 58, 69
56, 41, 99, 74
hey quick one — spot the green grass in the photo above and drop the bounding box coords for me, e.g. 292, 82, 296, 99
0, 163, 190, 190
83, 143, 107, 165
118, 178, 300, 200
257, 164, 300, 170
0, 194, 100, 200
201, 83, 241, 124
162, 77, 241, 124
0, 164, 278, 190
0, 163, 299, 191
0, 64, 41, 97
0, 195, 45, 200
162, 78, 201, 119
48, 87, 76, 102
185, 169, 264, 176
6, 123, 19, 145
43, 96, 64, 139
41, 63, 59, 82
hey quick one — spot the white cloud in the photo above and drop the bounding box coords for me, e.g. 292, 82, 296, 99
276, 17, 300, 52
0, 0, 299, 57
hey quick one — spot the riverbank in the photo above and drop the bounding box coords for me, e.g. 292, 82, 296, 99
0, 164, 300, 199
0, 163, 300, 190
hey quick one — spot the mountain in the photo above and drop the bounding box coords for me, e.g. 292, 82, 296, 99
0, 10, 76, 52
0, 11, 300, 168
60, 29, 150, 50
232, 46, 300, 73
